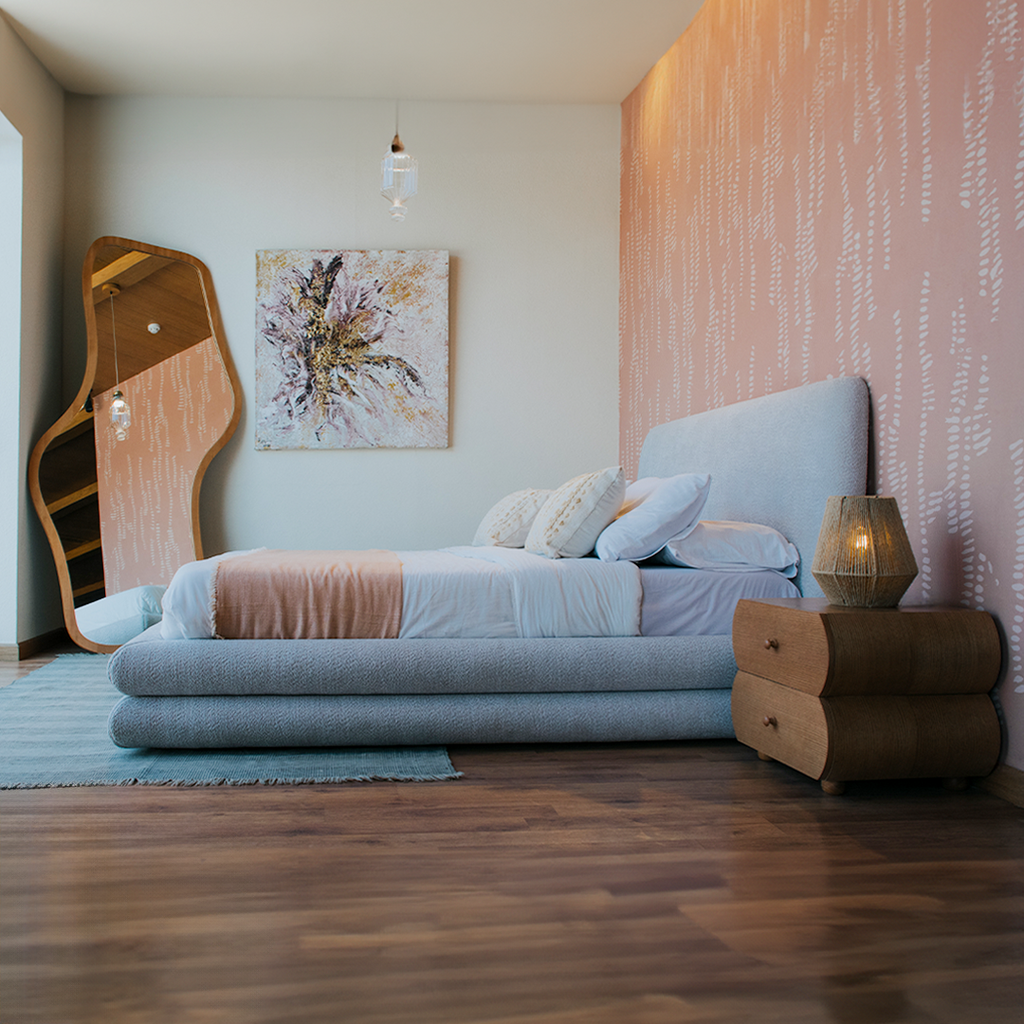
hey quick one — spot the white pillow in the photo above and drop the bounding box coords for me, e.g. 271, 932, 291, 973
74, 584, 167, 645
595, 473, 711, 562
615, 476, 662, 516
525, 467, 626, 559
659, 520, 799, 576
473, 488, 553, 547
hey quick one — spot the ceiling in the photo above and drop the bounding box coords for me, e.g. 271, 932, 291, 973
0, 0, 704, 104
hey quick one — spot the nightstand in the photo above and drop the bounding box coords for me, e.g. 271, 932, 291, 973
730, 597, 1002, 794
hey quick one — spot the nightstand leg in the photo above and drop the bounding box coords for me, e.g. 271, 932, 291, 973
942, 777, 969, 791
820, 779, 846, 795
757, 751, 775, 762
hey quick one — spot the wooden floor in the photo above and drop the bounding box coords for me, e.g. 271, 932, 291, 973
2, 657, 1023, 1024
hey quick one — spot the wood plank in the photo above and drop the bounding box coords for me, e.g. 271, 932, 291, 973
64, 536, 102, 561
1, 659, 1022, 1023
46, 481, 99, 516
89, 248, 160, 297
71, 578, 105, 600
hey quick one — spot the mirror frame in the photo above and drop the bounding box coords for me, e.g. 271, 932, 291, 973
28, 237, 242, 653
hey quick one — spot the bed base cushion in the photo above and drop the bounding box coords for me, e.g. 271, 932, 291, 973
109, 635, 737, 697
108, 689, 734, 748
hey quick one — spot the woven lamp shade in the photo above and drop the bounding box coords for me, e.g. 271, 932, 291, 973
811, 496, 919, 607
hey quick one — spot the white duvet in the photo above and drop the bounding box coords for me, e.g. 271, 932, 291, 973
159, 546, 643, 640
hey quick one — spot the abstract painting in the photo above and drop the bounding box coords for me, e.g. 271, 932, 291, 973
255, 249, 449, 449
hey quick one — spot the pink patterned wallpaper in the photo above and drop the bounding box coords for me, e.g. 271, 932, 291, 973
620, 0, 1024, 768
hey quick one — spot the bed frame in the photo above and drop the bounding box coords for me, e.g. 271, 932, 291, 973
107, 376, 870, 748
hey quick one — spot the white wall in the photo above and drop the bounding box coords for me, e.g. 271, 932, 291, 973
0, 15, 65, 649
0, 109, 22, 649
62, 96, 620, 555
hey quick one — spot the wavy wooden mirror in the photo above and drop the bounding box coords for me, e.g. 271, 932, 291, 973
29, 238, 241, 653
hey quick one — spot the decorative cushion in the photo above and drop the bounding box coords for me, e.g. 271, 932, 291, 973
473, 488, 553, 547
659, 520, 799, 576
595, 473, 711, 562
525, 467, 626, 559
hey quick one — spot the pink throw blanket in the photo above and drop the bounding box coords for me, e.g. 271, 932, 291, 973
213, 549, 402, 639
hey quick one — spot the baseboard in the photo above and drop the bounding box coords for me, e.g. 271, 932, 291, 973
5, 627, 73, 662
977, 763, 1024, 809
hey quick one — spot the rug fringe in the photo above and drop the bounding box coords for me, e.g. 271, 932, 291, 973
2, 771, 463, 789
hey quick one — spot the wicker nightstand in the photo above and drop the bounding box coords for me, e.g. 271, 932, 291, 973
730, 597, 1002, 794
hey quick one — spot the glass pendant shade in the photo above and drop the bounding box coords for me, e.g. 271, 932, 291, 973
110, 390, 131, 442
811, 495, 918, 607
381, 133, 417, 220
105, 284, 132, 442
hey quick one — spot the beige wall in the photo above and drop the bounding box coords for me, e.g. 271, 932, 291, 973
0, 15, 65, 647
62, 97, 620, 556
620, 0, 1024, 770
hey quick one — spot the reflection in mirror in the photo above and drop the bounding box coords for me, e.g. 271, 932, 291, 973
28, 238, 241, 653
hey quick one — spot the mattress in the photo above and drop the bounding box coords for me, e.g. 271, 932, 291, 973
638, 564, 798, 635
161, 546, 642, 640
159, 544, 797, 641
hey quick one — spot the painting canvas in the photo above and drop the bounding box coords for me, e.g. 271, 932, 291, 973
255, 249, 449, 449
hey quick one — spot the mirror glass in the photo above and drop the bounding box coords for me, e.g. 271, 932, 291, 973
29, 238, 240, 652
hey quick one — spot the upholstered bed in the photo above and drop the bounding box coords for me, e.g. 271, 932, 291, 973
107, 375, 870, 749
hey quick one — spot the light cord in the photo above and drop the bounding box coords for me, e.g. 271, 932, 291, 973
109, 290, 120, 385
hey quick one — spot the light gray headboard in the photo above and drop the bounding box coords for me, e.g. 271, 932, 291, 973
637, 377, 870, 597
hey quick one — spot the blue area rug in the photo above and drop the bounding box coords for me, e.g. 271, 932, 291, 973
0, 654, 462, 788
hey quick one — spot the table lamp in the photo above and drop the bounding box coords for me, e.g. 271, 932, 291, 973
811, 495, 918, 607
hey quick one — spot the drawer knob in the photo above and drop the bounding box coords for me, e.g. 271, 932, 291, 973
764, 638, 779, 650
763, 715, 777, 728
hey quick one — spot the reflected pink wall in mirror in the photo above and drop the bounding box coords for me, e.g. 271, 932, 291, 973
94, 336, 236, 592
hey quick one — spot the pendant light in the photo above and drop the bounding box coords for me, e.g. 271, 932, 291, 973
103, 283, 132, 442
381, 102, 417, 220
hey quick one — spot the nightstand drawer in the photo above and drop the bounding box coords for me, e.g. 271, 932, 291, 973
732, 598, 1001, 696
731, 671, 1002, 785
731, 673, 829, 780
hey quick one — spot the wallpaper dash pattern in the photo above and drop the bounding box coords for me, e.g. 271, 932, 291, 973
620, 0, 1024, 765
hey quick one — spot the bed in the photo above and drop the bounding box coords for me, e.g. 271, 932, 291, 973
107, 375, 870, 749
